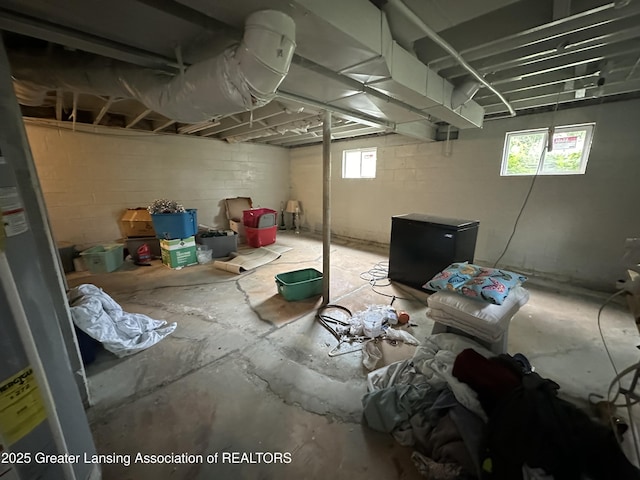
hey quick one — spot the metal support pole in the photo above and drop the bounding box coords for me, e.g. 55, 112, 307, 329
322, 110, 331, 305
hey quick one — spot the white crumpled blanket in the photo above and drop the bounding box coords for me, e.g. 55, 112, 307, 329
366, 333, 493, 422
68, 284, 177, 357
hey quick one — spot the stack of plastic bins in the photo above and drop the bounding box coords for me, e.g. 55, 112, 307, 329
150, 209, 198, 269
119, 208, 160, 264
243, 208, 277, 247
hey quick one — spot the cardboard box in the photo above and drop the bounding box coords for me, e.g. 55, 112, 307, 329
160, 236, 197, 269
224, 197, 252, 244
120, 208, 156, 238
229, 220, 246, 243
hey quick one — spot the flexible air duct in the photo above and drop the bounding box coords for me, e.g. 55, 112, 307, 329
9, 10, 296, 123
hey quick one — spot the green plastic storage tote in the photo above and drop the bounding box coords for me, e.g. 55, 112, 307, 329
275, 268, 323, 301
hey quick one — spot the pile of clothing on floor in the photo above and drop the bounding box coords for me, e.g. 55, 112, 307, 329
362, 333, 640, 480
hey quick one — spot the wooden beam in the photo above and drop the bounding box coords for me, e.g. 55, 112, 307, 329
55, 89, 62, 121
201, 102, 289, 136
152, 119, 176, 132
178, 120, 220, 134
93, 96, 114, 125
126, 108, 152, 129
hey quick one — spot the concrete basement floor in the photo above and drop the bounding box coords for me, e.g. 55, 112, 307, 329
66, 231, 640, 480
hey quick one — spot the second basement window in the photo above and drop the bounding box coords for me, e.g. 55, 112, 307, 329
501, 123, 595, 176
342, 148, 377, 179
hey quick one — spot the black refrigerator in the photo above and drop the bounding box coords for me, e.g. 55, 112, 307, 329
388, 214, 480, 290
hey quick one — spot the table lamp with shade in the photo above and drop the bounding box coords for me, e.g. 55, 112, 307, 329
286, 200, 300, 234
279, 202, 286, 230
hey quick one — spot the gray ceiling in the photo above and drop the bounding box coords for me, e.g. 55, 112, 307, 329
1, 0, 639, 147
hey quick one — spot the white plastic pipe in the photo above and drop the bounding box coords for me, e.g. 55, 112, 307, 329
387, 0, 516, 117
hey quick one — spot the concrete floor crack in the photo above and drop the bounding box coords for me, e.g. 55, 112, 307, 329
272, 252, 322, 265
238, 355, 360, 424
87, 349, 246, 422
115, 297, 219, 324
527, 344, 600, 360
235, 280, 274, 325
87, 326, 281, 422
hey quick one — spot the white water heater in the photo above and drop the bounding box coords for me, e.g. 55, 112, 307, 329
0, 36, 99, 480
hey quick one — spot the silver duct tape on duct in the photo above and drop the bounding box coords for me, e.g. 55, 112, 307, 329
10, 10, 296, 123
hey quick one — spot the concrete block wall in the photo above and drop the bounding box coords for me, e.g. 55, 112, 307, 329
290, 99, 640, 291
25, 121, 290, 248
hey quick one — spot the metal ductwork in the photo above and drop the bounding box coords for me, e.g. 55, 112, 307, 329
9, 10, 296, 123
289, 0, 485, 130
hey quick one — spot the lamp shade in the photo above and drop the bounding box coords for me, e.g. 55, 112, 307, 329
286, 200, 300, 213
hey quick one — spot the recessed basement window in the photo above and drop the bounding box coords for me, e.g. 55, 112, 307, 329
342, 148, 377, 179
501, 123, 595, 176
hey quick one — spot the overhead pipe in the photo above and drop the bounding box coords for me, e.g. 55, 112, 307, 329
386, 0, 516, 117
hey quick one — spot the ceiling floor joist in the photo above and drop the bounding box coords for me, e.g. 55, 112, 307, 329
126, 108, 152, 128
93, 96, 115, 125
429, 2, 640, 71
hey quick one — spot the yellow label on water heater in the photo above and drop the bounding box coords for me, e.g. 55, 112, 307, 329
0, 367, 47, 446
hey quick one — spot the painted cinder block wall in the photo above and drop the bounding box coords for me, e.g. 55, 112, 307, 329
290, 99, 640, 291
25, 121, 290, 248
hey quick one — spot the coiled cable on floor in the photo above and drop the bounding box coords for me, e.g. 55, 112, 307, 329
360, 261, 390, 285
316, 304, 367, 357
360, 261, 415, 301
316, 304, 352, 341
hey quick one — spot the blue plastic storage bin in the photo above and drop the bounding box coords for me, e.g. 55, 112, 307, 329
151, 209, 197, 239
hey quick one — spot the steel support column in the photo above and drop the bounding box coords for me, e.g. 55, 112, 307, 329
322, 110, 331, 305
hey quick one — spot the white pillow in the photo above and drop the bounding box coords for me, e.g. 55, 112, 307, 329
428, 308, 502, 341
427, 286, 529, 340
